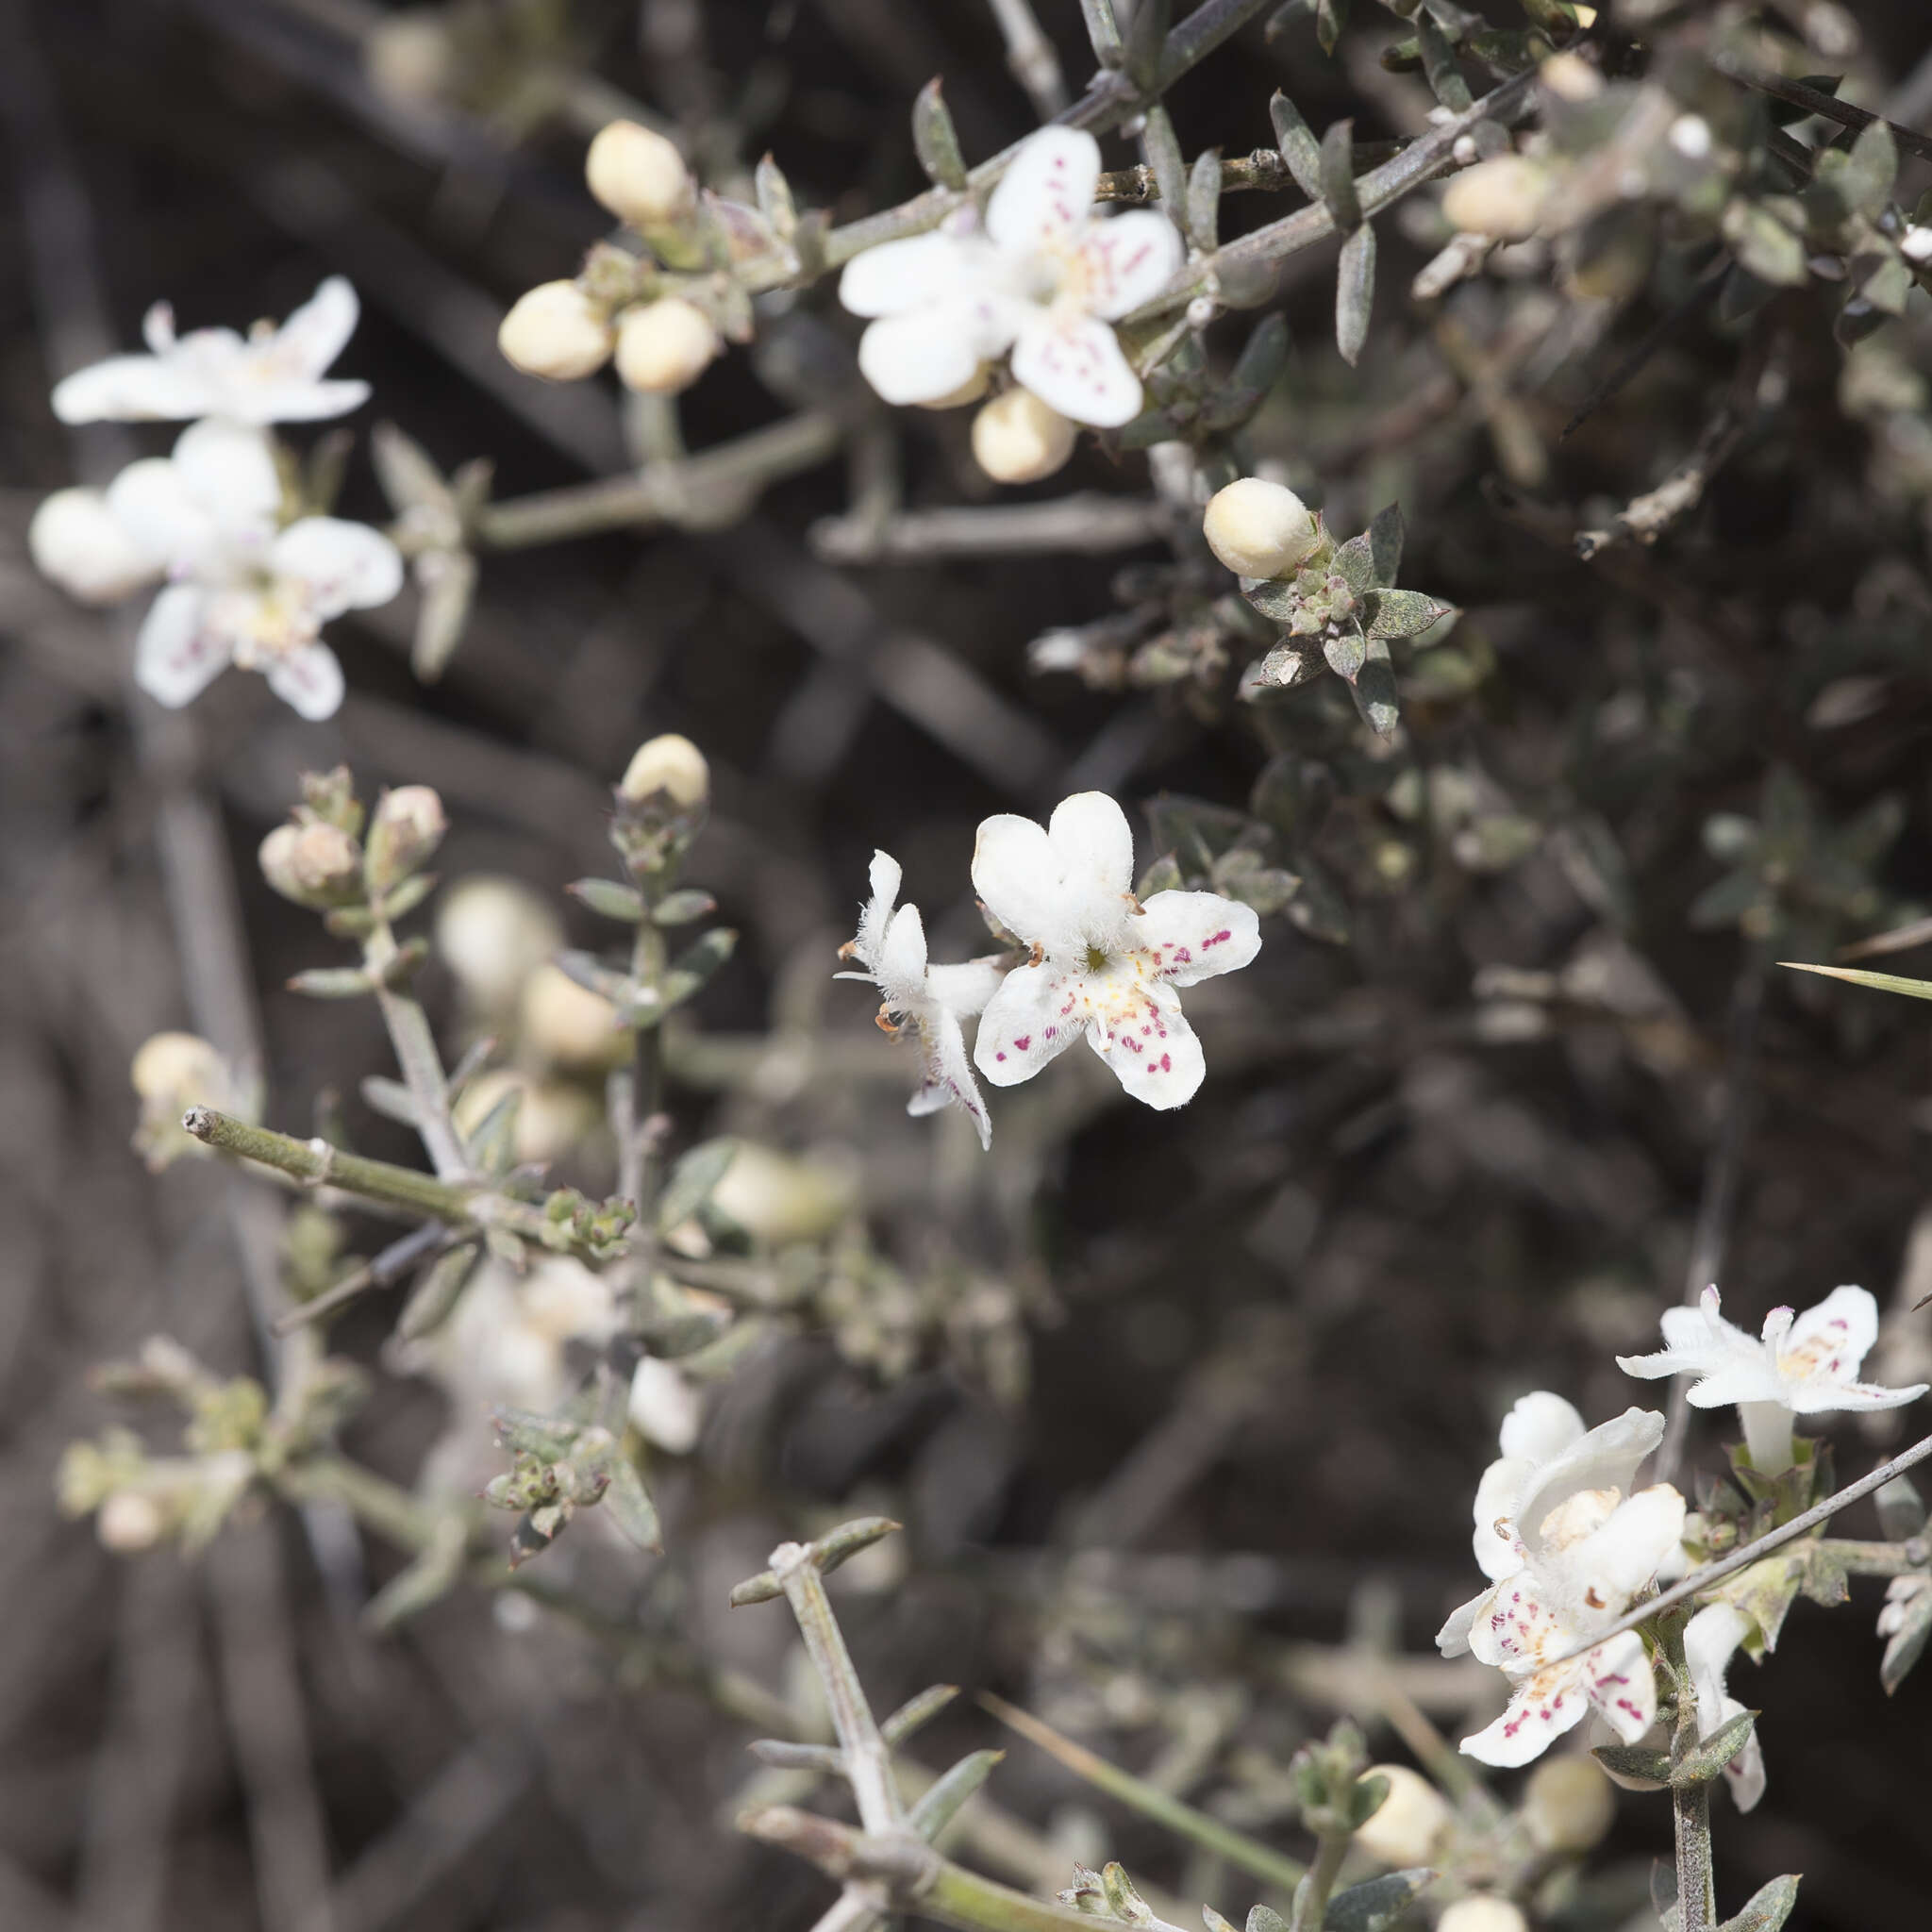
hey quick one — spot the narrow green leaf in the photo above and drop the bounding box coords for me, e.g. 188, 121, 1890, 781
1315, 0, 1351, 58
658, 925, 739, 1015
1366, 503, 1405, 586
1324, 630, 1368, 682
1187, 147, 1224, 251
653, 888, 719, 926
908, 1749, 1004, 1839
1673, 1707, 1758, 1787
1319, 118, 1362, 229
465, 1082, 522, 1176
911, 78, 967, 190
1347, 637, 1402, 738
1718, 1874, 1802, 1932
1879, 1574, 1932, 1693
603, 1454, 663, 1553
1335, 220, 1375, 366
287, 966, 376, 1000
1413, 10, 1472, 111
1269, 92, 1323, 198
1141, 104, 1188, 220
1591, 1741, 1672, 1788
1333, 530, 1377, 598
1842, 119, 1899, 218
359, 1075, 422, 1127
655, 1137, 740, 1232
1780, 961, 1932, 1002
568, 877, 645, 923
1124, 0, 1171, 90
397, 1241, 480, 1341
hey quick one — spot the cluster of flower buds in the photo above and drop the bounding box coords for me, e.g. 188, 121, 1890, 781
840, 791, 1262, 1148
499, 122, 746, 396
30, 280, 400, 720
259, 768, 446, 928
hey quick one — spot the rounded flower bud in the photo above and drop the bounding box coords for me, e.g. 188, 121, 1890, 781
97, 1489, 166, 1553
259, 820, 362, 908
1437, 1900, 1528, 1932
971, 390, 1077, 484
1522, 1756, 1616, 1854
613, 297, 720, 395
435, 875, 562, 1016
1203, 477, 1320, 579
364, 785, 447, 894
586, 120, 693, 226
1441, 155, 1551, 242
363, 9, 454, 107
520, 962, 630, 1071
499, 280, 614, 382
29, 487, 159, 606
710, 1141, 858, 1247
131, 1031, 225, 1108
620, 732, 709, 808
1352, 1765, 1452, 1868
629, 1354, 705, 1454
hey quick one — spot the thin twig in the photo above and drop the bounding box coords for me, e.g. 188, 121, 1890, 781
809, 496, 1170, 565
1714, 61, 1932, 168
986, 0, 1069, 118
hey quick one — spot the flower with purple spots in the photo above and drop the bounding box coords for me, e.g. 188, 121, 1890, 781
838, 126, 1183, 430
1617, 1284, 1926, 1476
1438, 1391, 1685, 1767
838, 850, 1005, 1148
969, 791, 1259, 1111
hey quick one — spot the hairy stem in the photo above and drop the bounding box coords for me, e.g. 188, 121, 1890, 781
1287, 1831, 1349, 1932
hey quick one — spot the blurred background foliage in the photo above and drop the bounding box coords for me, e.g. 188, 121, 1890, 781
5, 1, 1932, 1929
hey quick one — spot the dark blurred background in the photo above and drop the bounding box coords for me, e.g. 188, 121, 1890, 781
5, 2, 1932, 1929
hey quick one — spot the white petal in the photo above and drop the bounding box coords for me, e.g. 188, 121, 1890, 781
106, 457, 225, 569
924, 958, 1006, 1019
1562, 1483, 1686, 1608
1462, 1658, 1593, 1766
1471, 1456, 1534, 1580
974, 963, 1083, 1087
972, 811, 1063, 945
1047, 791, 1136, 926
877, 903, 931, 1011
852, 850, 902, 968
1514, 1407, 1665, 1560
858, 308, 995, 407
1088, 983, 1205, 1108
867, 850, 904, 910
1684, 1602, 1750, 1736
275, 276, 360, 380
1436, 1585, 1491, 1658
142, 300, 177, 353
1583, 1629, 1658, 1743
172, 418, 283, 532
908, 1004, 991, 1149
840, 231, 979, 318
270, 518, 405, 616
52, 353, 214, 424
28, 487, 162, 605
1676, 1360, 1788, 1408
1724, 1706, 1767, 1812
1789, 1376, 1928, 1414
987, 126, 1102, 253
135, 585, 230, 708
1499, 1391, 1586, 1464
1777, 1284, 1878, 1384
1134, 890, 1262, 987
243, 377, 373, 425
264, 642, 346, 720
1071, 210, 1185, 319
1010, 312, 1143, 428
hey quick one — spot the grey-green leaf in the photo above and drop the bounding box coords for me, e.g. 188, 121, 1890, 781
1781, 961, 1932, 1002
911, 78, 967, 190
1141, 104, 1187, 219
1879, 1577, 1932, 1694
603, 1454, 663, 1553
1187, 148, 1224, 252
1673, 1707, 1758, 1787
1366, 503, 1404, 586
1333, 531, 1377, 598
359, 1075, 422, 1127
1335, 220, 1375, 367
568, 877, 645, 923
1591, 1741, 1672, 1788
908, 1749, 1004, 1840
655, 1137, 740, 1233
1366, 589, 1454, 639
397, 1241, 481, 1341
1346, 637, 1401, 738
1323, 1870, 1431, 1932
1319, 117, 1361, 229
1269, 92, 1323, 198
1718, 1874, 1802, 1932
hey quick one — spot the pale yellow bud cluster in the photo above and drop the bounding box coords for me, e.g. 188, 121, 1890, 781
258, 819, 362, 908
972, 390, 1077, 484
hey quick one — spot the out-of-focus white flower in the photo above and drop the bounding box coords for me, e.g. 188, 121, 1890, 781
521, 962, 631, 1072
1521, 1755, 1615, 1853
971, 389, 1077, 483
613, 297, 719, 394
1439, 1393, 1682, 1767
107, 419, 401, 719
628, 1355, 705, 1454
1353, 1764, 1451, 1866
1683, 1604, 1766, 1812
1441, 155, 1552, 241
1618, 1284, 1927, 1474
436, 875, 564, 1017
54, 276, 371, 425
839, 851, 1002, 1148
1202, 477, 1320, 579
840, 126, 1182, 429
1437, 1901, 1527, 1932
29, 487, 163, 605
969, 792, 1259, 1110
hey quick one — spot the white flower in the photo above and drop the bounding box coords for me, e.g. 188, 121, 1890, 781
969, 793, 1259, 1110
29, 487, 162, 605
840, 126, 1183, 429
53, 276, 371, 425
1617, 1283, 1927, 1474
107, 419, 402, 719
1683, 1604, 1766, 1812
839, 852, 1002, 1149
1440, 1394, 1684, 1767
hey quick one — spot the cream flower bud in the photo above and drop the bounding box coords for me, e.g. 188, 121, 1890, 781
1538, 51, 1601, 102
259, 820, 362, 907
131, 1031, 225, 1107
1441, 155, 1551, 241
520, 962, 630, 1071
435, 875, 562, 1016
586, 120, 693, 226
710, 1142, 858, 1247
499, 281, 614, 381
364, 9, 454, 107
97, 1490, 166, 1552
971, 390, 1077, 484
364, 785, 447, 893
29, 487, 159, 605
1353, 1765, 1452, 1867
1522, 1756, 1616, 1854
613, 298, 720, 394
620, 732, 710, 808
1437, 1899, 1528, 1932
1203, 477, 1320, 578
629, 1355, 705, 1454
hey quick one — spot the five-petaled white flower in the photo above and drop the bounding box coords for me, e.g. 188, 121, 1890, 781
53, 276, 372, 425
970, 792, 1259, 1110
839, 852, 1005, 1148
1617, 1284, 1927, 1475
840, 127, 1183, 428
108, 419, 402, 719
1683, 1603, 1766, 1812
1439, 1393, 1685, 1767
